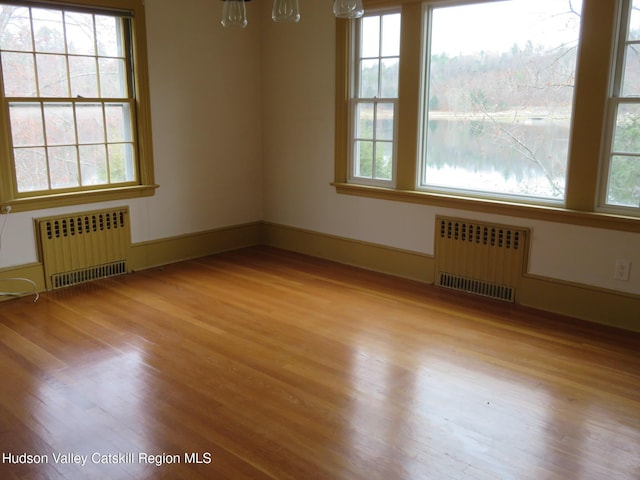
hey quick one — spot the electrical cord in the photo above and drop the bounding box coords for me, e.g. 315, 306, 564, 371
0, 207, 39, 303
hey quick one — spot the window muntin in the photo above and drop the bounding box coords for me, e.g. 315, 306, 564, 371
350, 11, 400, 185
419, 0, 582, 203
602, 0, 640, 211
0, 3, 137, 197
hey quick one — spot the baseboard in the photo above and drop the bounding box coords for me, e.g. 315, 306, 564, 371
3, 220, 639, 333
519, 274, 640, 332
0, 263, 45, 302
262, 221, 434, 283
262, 222, 640, 333
129, 221, 263, 271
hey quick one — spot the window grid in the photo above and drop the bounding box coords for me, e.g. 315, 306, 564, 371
0, 4, 137, 196
349, 11, 400, 186
601, 0, 640, 211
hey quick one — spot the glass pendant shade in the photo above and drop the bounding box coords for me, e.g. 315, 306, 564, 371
221, 0, 248, 28
272, 0, 301, 23
333, 0, 364, 19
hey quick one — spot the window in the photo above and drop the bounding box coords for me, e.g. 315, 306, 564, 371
349, 11, 400, 186
601, 0, 640, 211
420, 0, 582, 202
335, 0, 640, 227
0, 0, 155, 212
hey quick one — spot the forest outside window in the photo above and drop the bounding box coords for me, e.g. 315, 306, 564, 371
419, 0, 582, 203
0, 0, 155, 212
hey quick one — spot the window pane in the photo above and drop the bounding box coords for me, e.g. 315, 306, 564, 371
629, 0, 640, 41
9, 103, 44, 146
376, 103, 394, 141
65, 12, 96, 55
44, 103, 76, 145
32, 8, 65, 54
1, 52, 37, 96
422, 0, 582, 200
381, 13, 400, 57
359, 59, 379, 98
99, 58, 127, 98
356, 103, 374, 138
49, 145, 79, 188
613, 104, 640, 153
380, 58, 399, 98
354, 141, 373, 178
607, 155, 640, 207
95, 15, 123, 58
0, 6, 33, 51
108, 143, 135, 182
621, 44, 640, 96
75, 103, 105, 144
15, 147, 48, 192
79, 144, 108, 186
105, 103, 132, 142
375, 142, 393, 180
361, 16, 380, 58
69, 55, 99, 98
37, 54, 70, 97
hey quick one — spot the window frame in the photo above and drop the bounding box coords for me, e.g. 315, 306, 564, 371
348, 8, 401, 188
334, 0, 640, 233
599, 0, 640, 215
0, 0, 156, 213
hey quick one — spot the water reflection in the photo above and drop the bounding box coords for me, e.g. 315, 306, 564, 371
423, 117, 569, 199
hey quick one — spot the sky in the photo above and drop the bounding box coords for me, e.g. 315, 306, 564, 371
429, 0, 583, 56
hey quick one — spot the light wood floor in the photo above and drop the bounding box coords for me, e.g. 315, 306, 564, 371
0, 246, 639, 480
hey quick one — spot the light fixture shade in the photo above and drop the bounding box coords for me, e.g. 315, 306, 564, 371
272, 0, 301, 23
333, 0, 364, 19
221, 0, 248, 28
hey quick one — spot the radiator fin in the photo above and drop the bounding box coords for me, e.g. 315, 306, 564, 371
435, 217, 529, 302
438, 273, 515, 302
37, 208, 131, 290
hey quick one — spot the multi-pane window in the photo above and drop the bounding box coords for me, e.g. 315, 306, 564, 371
602, 0, 640, 210
420, 0, 582, 202
0, 3, 137, 196
350, 11, 400, 185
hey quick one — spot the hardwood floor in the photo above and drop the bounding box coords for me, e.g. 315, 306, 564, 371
0, 246, 638, 480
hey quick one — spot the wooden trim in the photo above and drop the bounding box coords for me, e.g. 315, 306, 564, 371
262, 222, 434, 283
129, 222, 263, 271
565, 0, 617, 211
0, 263, 45, 302
1, 184, 158, 213
333, 182, 640, 233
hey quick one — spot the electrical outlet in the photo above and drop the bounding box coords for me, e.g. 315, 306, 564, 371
614, 259, 632, 281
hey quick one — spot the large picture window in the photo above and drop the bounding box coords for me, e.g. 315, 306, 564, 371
0, 0, 155, 212
420, 0, 582, 202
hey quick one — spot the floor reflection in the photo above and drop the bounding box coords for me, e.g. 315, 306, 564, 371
33, 349, 153, 478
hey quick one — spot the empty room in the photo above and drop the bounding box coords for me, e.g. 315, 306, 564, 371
0, 0, 639, 478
